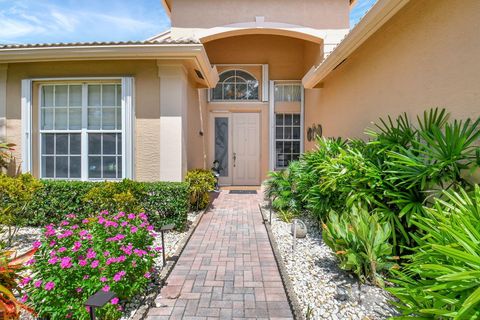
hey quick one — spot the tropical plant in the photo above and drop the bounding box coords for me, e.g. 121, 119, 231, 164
388, 185, 480, 318
24, 211, 160, 320
322, 207, 395, 286
0, 143, 15, 172
0, 248, 36, 319
185, 169, 215, 211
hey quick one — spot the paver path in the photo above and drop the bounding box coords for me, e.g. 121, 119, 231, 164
146, 190, 293, 319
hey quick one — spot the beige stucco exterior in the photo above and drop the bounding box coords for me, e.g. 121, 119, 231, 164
304, 0, 480, 149
1, 0, 479, 184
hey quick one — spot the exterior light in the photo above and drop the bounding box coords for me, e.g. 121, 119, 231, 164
160, 224, 175, 267
85, 290, 116, 320
211, 160, 221, 191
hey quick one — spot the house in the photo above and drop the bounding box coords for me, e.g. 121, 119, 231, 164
0, 0, 478, 185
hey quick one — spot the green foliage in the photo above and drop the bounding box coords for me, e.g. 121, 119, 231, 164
25, 211, 159, 319
388, 186, 480, 319
322, 207, 394, 286
185, 169, 215, 211
25, 179, 189, 230
276, 209, 297, 223
0, 174, 42, 245
0, 142, 15, 172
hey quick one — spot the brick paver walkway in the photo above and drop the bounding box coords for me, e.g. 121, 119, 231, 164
146, 190, 293, 319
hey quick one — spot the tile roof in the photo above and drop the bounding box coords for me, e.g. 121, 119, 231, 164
0, 33, 199, 50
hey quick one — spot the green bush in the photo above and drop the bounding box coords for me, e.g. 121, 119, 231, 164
388, 186, 480, 318
25, 179, 189, 230
322, 207, 394, 286
0, 173, 42, 245
185, 169, 215, 211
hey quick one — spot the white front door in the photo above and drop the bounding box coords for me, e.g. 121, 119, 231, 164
210, 112, 260, 186
232, 113, 260, 185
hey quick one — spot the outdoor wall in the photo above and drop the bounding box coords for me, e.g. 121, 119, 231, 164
170, 0, 350, 30
205, 35, 321, 79
305, 0, 480, 150
4, 60, 162, 181
186, 81, 207, 170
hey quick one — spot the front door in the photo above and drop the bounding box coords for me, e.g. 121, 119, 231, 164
211, 112, 260, 186
232, 113, 260, 185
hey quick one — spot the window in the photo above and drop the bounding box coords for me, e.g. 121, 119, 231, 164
40, 83, 123, 180
275, 113, 301, 169
274, 84, 301, 102
211, 70, 259, 101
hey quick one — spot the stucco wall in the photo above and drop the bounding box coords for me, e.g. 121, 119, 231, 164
305, 0, 480, 150
171, 0, 350, 30
205, 35, 321, 79
186, 81, 207, 170
5, 60, 162, 181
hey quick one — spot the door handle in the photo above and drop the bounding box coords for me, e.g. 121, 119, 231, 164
233, 152, 236, 167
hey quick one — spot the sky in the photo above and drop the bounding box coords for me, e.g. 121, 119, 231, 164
0, 0, 376, 44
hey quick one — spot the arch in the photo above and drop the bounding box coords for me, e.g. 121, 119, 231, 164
197, 22, 325, 44
211, 69, 259, 101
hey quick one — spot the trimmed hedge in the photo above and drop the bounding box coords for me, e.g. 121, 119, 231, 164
25, 179, 189, 230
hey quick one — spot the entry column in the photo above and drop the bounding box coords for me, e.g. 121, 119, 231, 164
157, 63, 188, 182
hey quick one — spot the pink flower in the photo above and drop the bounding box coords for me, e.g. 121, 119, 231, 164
86, 248, 96, 259
98, 217, 106, 224
49, 241, 56, 247
83, 275, 90, 280
102, 285, 110, 292
66, 213, 77, 219
111, 297, 119, 305
60, 220, 69, 226
48, 256, 59, 264
21, 277, 31, 286
32, 241, 41, 249
147, 225, 154, 231
58, 246, 67, 253
79, 259, 87, 267
127, 213, 136, 220
138, 213, 147, 221
79, 230, 89, 237
121, 221, 128, 227
26, 258, 36, 266
104, 221, 119, 228
100, 277, 108, 283
144, 272, 151, 278
34, 280, 42, 288
103, 251, 110, 256
130, 226, 138, 233
132, 261, 137, 267
76, 287, 83, 293
154, 246, 163, 252
60, 257, 72, 269
58, 230, 73, 239
71, 224, 79, 230
90, 260, 99, 268
113, 270, 126, 282
45, 281, 55, 291
82, 219, 90, 224
72, 241, 82, 252
20, 294, 28, 303
117, 255, 126, 262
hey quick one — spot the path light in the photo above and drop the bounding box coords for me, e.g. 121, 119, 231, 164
85, 290, 116, 320
160, 224, 175, 267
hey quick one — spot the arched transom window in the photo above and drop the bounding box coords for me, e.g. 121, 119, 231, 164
211, 70, 259, 101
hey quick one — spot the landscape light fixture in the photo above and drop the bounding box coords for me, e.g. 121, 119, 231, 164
160, 223, 175, 267
85, 289, 116, 320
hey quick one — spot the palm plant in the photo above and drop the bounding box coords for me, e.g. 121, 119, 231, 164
388, 186, 480, 318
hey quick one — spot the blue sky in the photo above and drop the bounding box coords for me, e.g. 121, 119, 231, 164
0, 0, 376, 44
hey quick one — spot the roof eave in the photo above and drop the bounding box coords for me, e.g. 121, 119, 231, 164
302, 0, 410, 89
0, 43, 218, 88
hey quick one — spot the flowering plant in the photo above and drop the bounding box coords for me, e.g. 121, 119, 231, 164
23, 211, 160, 319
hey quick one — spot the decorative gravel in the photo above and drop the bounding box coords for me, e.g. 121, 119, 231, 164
269, 212, 399, 320
4, 211, 201, 320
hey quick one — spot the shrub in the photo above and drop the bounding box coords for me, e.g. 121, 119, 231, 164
0, 173, 42, 245
388, 186, 480, 318
322, 207, 395, 286
25, 180, 189, 230
24, 211, 160, 320
0, 142, 15, 172
185, 169, 215, 211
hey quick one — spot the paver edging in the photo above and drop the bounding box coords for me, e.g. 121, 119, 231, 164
132, 196, 214, 320
259, 204, 306, 320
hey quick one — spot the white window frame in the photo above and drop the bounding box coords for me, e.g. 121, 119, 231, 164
269, 80, 304, 171
21, 77, 135, 180
208, 64, 269, 102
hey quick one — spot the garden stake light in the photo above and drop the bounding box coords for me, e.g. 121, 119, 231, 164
160, 224, 175, 267
85, 290, 116, 320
